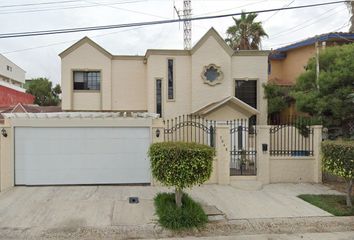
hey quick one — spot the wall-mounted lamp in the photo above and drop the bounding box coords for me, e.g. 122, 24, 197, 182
262, 143, 268, 152
156, 129, 161, 138
1, 128, 7, 138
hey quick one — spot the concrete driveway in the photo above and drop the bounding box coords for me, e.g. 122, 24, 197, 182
0, 183, 340, 229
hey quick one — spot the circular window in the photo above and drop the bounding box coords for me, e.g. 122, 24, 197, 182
201, 64, 223, 86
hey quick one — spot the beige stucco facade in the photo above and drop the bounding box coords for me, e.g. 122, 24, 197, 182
60, 28, 269, 123
269, 45, 316, 86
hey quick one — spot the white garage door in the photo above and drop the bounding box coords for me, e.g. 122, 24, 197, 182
15, 127, 151, 185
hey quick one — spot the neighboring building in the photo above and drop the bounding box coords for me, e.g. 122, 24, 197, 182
60, 28, 269, 124
0, 54, 26, 92
269, 32, 354, 86
0, 54, 34, 107
268, 32, 354, 122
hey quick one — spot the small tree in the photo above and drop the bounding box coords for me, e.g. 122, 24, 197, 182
148, 142, 215, 207
291, 44, 354, 137
322, 141, 354, 207
26, 78, 61, 106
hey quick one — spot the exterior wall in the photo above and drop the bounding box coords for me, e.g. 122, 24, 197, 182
270, 45, 316, 85
72, 92, 101, 110
191, 37, 232, 112
269, 157, 316, 183
146, 55, 191, 118
0, 86, 34, 107
61, 42, 112, 111
60, 32, 268, 122
0, 54, 26, 85
0, 80, 26, 93
232, 56, 268, 125
0, 126, 14, 191
112, 59, 147, 111
204, 102, 251, 121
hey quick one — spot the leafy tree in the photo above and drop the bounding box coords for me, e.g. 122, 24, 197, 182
322, 141, 354, 207
26, 78, 61, 106
225, 12, 268, 50
290, 44, 354, 137
263, 83, 293, 115
148, 142, 215, 207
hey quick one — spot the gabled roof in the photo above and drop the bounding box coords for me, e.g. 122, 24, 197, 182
60, 28, 269, 59
193, 96, 260, 115
273, 32, 354, 54
59, 37, 113, 59
191, 27, 234, 56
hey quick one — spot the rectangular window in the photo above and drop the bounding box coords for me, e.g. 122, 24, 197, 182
156, 79, 162, 117
167, 59, 174, 100
73, 71, 100, 90
235, 80, 257, 108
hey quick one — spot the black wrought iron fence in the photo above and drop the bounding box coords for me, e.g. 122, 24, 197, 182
227, 119, 257, 176
163, 115, 216, 147
269, 118, 314, 156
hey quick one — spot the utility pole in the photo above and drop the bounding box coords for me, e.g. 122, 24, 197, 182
315, 41, 320, 90
174, 0, 192, 50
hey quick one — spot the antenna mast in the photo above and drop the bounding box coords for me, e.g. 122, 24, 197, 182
174, 0, 192, 50
183, 0, 192, 50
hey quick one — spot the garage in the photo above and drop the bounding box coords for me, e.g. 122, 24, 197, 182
0, 112, 159, 186
15, 127, 151, 185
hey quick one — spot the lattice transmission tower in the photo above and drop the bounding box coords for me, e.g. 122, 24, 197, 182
174, 0, 192, 50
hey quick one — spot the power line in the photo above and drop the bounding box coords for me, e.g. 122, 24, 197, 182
1, 26, 145, 55
269, 5, 346, 40
0, 0, 348, 39
194, 0, 269, 17
0, 0, 84, 8
0, 0, 145, 14
83, 0, 163, 19
264, 21, 350, 49
263, 0, 295, 22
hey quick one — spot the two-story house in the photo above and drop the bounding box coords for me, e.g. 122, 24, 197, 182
268, 32, 354, 122
60, 28, 269, 124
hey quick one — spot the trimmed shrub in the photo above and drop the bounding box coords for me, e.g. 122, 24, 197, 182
322, 140, 354, 207
154, 192, 208, 230
148, 142, 215, 207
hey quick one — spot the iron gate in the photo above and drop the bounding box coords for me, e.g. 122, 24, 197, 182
163, 115, 216, 147
227, 119, 257, 176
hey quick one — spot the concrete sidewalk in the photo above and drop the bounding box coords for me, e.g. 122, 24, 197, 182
0, 183, 340, 229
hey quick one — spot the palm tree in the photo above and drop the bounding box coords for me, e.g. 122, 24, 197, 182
225, 12, 268, 50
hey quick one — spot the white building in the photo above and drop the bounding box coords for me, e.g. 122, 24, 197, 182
0, 54, 26, 92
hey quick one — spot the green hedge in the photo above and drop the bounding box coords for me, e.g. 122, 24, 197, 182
148, 142, 215, 190
154, 192, 208, 230
322, 140, 354, 179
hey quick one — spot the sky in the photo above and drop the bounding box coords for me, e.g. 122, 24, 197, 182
0, 0, 350, 85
